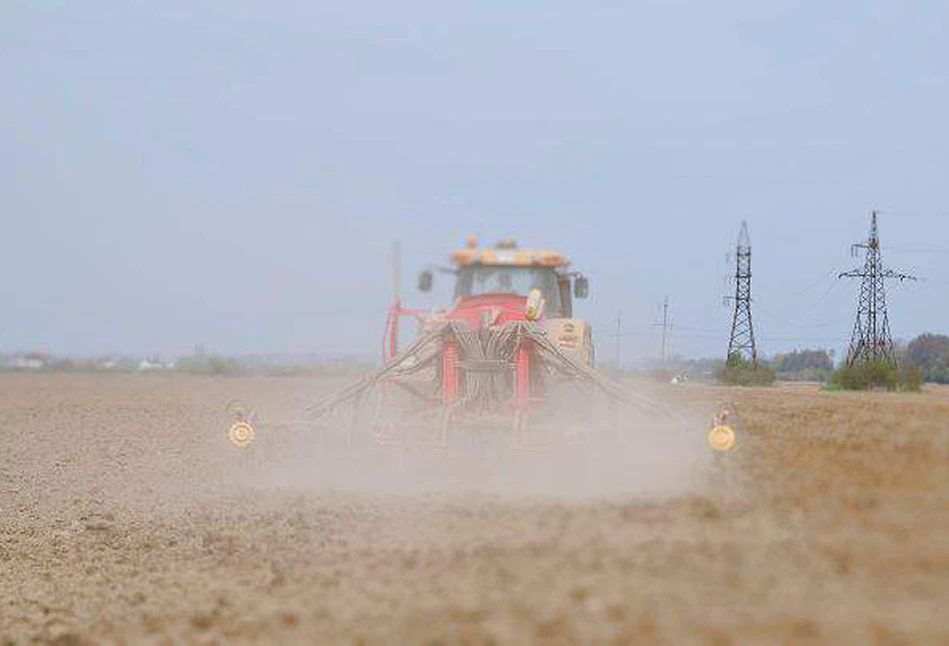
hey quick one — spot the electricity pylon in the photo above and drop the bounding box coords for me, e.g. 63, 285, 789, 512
839, 210, 915, 367
726, 221, 757, 364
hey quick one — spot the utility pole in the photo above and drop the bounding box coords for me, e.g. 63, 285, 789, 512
839, 211, 915, 367
726, 221, 758, 364
614, 311, 622, 370
652, 296, 671, 361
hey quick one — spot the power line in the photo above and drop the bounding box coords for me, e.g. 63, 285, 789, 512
756, 279, 843, 328
888, 246, 949, 256
787, 313, 855, 329
783, 266, 843, 300
607, 328, 849, 345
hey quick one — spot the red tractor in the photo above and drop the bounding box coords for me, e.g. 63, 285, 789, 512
226, 238, 736, 459
300, 236, 670, 450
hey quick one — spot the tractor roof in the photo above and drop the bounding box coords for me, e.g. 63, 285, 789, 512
450, 239, 569, 268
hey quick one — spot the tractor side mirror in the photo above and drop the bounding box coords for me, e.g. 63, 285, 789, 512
418, 269, 433, 292
574, 275, 589, 299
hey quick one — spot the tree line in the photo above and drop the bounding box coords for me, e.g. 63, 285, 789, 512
686, 332, 949, 387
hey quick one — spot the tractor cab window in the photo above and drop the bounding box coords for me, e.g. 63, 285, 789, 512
454, 266, 564, 317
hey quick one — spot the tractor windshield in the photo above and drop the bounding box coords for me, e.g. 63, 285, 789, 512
454, 265, 563, 316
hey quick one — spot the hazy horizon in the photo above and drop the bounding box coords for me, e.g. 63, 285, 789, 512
3, 2, 947, 361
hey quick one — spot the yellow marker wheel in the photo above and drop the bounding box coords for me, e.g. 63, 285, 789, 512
228, 421, 255, 448
707, 425, 736, 452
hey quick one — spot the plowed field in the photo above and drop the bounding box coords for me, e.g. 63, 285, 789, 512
2, 374, 947, 644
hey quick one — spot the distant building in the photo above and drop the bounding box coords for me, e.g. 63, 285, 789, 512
9, 352, 51, 370
138, 357, 171, 371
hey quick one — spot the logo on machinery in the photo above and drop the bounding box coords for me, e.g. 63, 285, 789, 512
707, 424, 735, 452
228, 421, 255, 448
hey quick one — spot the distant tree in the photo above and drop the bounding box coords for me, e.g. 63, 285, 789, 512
904, 333, 949, 384
717, 353, 775, 386
773, 348, 833, 381
175, 354, 242, 376
682, 356, 726, 378
828, 358, 920, 392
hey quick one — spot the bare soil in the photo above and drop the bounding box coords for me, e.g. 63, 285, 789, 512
2, 374, 948, 644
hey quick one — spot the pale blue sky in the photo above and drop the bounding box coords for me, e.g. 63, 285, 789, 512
1, 1, 947, 361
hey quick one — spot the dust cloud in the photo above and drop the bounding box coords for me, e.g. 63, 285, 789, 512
227, 379, 716, 501
1, 373, 733, 644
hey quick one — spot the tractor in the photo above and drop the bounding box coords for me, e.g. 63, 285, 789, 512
227, 236, 734, 455
388, 235, 594, 404
295, 236, 673, 451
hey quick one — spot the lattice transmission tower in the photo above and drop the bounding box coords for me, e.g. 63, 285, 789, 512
726, 221, 757, 364
839, 210, 915, 367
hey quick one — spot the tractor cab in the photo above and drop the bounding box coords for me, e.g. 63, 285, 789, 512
419, 237, 588, 320
399, 236, 594, 367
